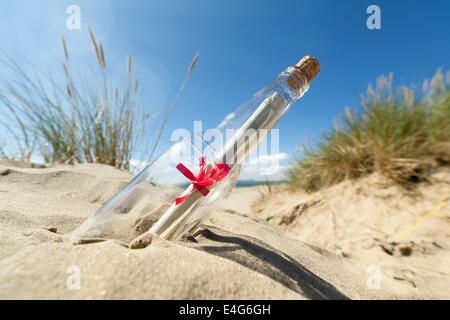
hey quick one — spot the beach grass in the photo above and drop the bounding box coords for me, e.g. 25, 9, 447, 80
288, 70, 450, 192
0, 27, 198, 171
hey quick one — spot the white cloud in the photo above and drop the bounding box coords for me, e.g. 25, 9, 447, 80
129, 159, 147, 173
248, 152, 288, 165
240, 152, 290, 181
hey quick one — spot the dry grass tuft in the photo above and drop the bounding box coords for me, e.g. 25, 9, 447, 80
288, 70, 450, 192
0, 28, 198, 170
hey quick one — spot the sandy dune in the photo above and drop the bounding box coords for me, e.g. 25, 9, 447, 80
253, 168, 450, 299
0, 161, 427, 299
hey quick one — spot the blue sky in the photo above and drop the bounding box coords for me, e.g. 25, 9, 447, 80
0, 0, 449, 180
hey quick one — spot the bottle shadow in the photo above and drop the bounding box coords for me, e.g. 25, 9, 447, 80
190, 227, 349, 300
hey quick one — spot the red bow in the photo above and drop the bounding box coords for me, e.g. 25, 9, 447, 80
175, 156, 230, 205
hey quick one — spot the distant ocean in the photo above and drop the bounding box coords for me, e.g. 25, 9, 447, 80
235, 180, 285, 187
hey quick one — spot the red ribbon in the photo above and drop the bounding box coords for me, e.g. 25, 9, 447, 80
175, 156, 231, 205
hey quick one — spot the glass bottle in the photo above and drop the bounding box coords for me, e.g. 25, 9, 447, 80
70, 56, 320, 244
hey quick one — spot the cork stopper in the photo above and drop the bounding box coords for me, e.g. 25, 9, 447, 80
295, 56, 320, 81
284, 56, 320, 90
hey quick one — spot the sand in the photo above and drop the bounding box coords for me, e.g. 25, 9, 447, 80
253, 168, 450, 299
0, 160, 430, 299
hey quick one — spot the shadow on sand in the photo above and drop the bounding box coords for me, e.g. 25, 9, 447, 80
190, 227, 349, 300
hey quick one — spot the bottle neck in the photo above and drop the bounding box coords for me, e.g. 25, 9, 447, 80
275, 66, 310, 105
